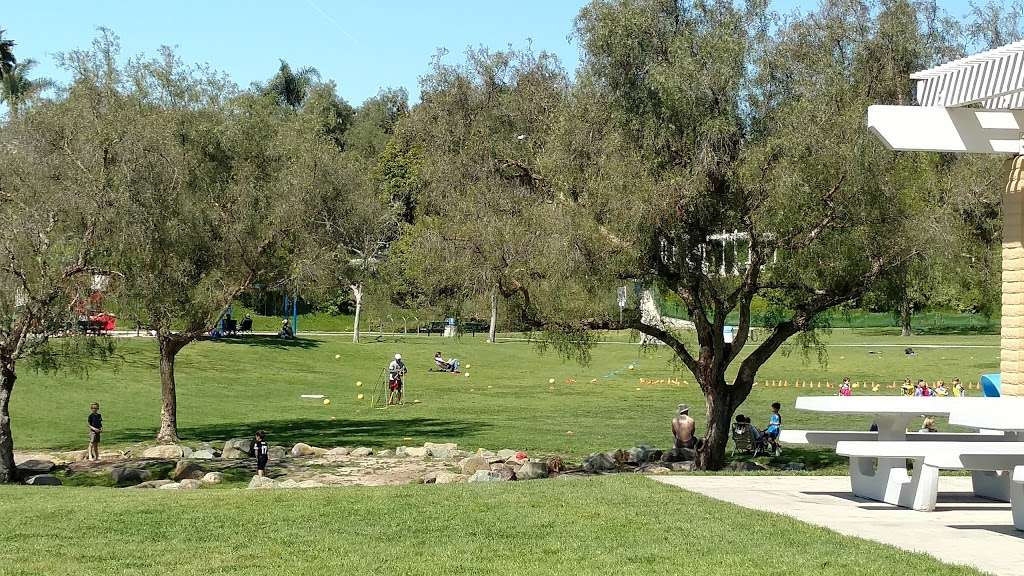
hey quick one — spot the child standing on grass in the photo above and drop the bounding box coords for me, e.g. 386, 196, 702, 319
253, 430, 269, 477
87, 402, 103, 460
764, 402, 783, 455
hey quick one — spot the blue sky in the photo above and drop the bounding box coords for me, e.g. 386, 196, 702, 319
4, 0, 980, 107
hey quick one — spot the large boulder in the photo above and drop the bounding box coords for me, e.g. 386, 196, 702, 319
639, 464, 671, 475
670, 462, 695, 472
290, 443, 316, 457
350, 447, 373, 457
98, 450, 126, 461
62, 450, 88, 463
178, 479, 202, 490
489, 465, 516, 481
247, 475, 276, 490
377, 449, 395, 457
435, 472, 467, 484
131, 480, 174, 489
268, 446, 287, 460
25, 474, 61, 486
627, 445, 661, 465
326, 447, 351, 456
224, 438, 254, 456
495, 449, 517, 462
158, 482, 181, 490
111, 467, 152, 486
661, 447, 696, 463
459, 456, 491, 476
190, 449, 216, 460
516, 461, 549, 481
16, 459, 55, 476
424, 442, 457, 459
201, 472, 224, 485
221, 447, 245, 459
582, 452, 617, 473
170, 461, 205, 481
467, 470, 508, 483
404, 446, 428, 458
142, 445, 191, 459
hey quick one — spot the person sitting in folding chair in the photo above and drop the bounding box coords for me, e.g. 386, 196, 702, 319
433, 351, 460, 373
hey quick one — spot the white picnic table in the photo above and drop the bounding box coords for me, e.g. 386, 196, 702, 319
950, 408, 1024, 530
791, 396, 1024, 512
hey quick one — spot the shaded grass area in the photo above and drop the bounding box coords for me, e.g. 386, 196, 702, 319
10, 330, 999, 470
0, 476, 983, 576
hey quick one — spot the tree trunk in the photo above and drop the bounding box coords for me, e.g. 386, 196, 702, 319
156, 336, 187, 444
900, 296, 912, 337
0, 361, 17, 484
696, 383, 734, 471
351, 284, 362, 343
488, 287, 498, 343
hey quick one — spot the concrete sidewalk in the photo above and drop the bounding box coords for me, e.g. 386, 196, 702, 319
653, 475, 1024, 576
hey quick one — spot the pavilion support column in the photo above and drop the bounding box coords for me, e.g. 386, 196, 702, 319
1002, 155, 1024, 397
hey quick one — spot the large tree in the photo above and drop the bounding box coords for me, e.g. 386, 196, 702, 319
1, 59, 53, 117
400, 0, 974, 469
0, 37, 124, 481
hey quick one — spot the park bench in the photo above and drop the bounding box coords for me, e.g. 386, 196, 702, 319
781, 430, 1006, 448
835, 440, 1024, 523
418, 321, 446, 335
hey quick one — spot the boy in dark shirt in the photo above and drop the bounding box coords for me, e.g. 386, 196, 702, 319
253, 430, 269, 477
87, 402, 103, 460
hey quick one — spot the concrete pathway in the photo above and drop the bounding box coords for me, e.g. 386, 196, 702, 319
653, 475, 1024, 576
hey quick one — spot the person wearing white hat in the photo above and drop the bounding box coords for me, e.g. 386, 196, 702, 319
672, 404, 696, 453
387, 353, 408, 405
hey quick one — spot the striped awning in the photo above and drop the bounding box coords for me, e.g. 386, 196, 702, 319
912, 40, 1024, 109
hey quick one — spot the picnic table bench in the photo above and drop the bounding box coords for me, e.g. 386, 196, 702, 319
790, 395, 1024, 530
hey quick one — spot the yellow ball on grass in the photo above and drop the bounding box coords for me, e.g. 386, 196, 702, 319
323, 399, 331, 406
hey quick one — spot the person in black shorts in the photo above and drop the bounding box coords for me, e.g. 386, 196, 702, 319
253, 430, 269, 477
87, 402, 103, 460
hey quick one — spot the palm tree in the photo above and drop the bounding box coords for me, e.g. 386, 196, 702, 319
262, 60, 320, 109
1, 59, 53, 117
0, 30, 15, 79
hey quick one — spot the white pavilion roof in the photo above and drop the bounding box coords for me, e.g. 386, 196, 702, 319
912, 40, 1024, 109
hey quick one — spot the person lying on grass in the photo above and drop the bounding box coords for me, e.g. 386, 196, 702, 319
433, 352, 460, 373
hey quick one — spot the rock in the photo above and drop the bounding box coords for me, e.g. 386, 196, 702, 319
221, 447, 246, 459
25, 474, 61, 486
170, 461, 204, 481
450, 449, 470, 460
131, 480, 174, 489
62, 450, 88, 462
424, 442, 458, 459
310, 446, 329, 456
661, 447, 696, 463
326, 447, 351, 456
640, 465, 671, 475
547, 456, 564, 474
277, 479, 302, 489
784, 462, 806, 471
224, 438, 254, 456
377, 449, 394, 457
404, 447, 428, 458
422, 471, 439, 483
727, 460, 767, 472
495, 449, 517, 461
99, 450, 126, 460
298, 480, 326, 488
468, 470, 508, 483
516, 461, 549, 481
290, 443, 316, 457
268, 445, 286, 460
247, 475, 276, 489
460, 456, 491, 476
582, 452, 617, 473
158, 482, 182, 490
435, 472, 466, 484
16, 459, 55, 476
395, 446, 408, 457
141, 445, 191, 459
670, 462, 695, 472
178, 479, 202, 490
475, 449, 497, 460
488, 465, 516, 481
201, 472, 223, 485
111, 467, 152, 486
627, 445, 661, 465
191, 449, 216, 460
350, 447, 373, 457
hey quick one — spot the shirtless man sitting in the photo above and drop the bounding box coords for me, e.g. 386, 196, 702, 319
672, 404, 696, 451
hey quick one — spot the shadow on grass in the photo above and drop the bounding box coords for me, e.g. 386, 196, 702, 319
212, 336, 322, 350
106, 416, 490, 449
762, 445, 848, 471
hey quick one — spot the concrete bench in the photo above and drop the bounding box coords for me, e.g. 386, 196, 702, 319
835, 441, 1024, 513
782, 430, 1005, 448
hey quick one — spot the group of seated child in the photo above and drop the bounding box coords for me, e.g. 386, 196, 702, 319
899, 377, 964, 397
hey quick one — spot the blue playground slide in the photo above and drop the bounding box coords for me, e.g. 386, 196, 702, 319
980, 373, 1001, 397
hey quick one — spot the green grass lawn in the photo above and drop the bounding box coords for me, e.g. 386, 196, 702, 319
0, 475, 984, 576
10, 328, 999, 464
